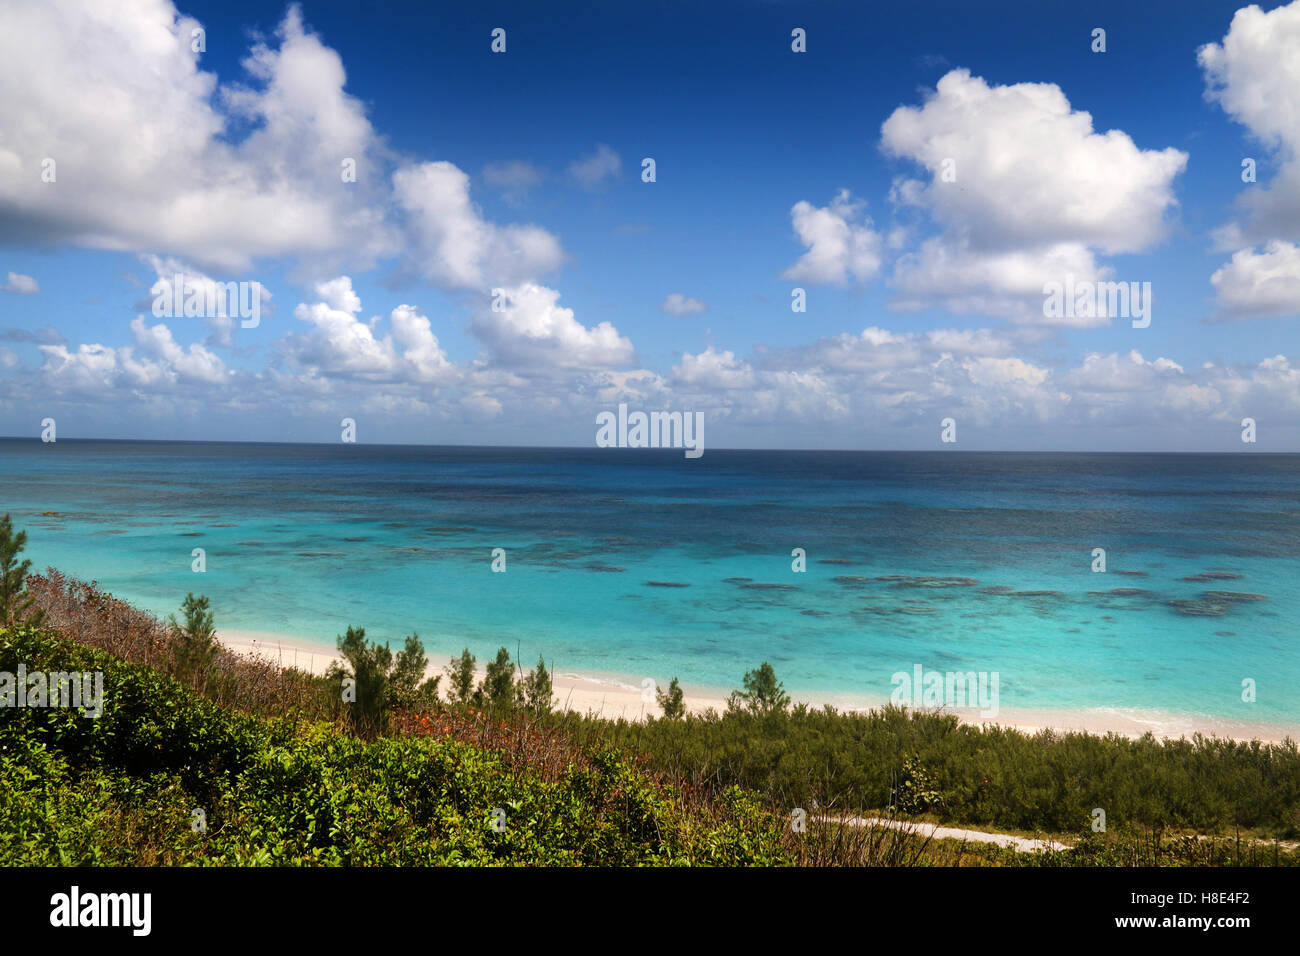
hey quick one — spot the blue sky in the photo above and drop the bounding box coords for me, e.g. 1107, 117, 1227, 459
1, 0, 1298, 449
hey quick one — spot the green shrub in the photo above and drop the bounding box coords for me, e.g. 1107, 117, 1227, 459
0, 624, 788, 866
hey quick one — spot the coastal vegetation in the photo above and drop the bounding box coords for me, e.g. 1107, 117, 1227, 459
2, 517, 1297, 866
0, 624, 784, 865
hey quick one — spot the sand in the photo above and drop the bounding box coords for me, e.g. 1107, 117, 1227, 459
219, 628, 731, 718
217, 629, 1297, 744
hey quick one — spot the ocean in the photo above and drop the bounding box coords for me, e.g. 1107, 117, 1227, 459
2, 438, 1297, 731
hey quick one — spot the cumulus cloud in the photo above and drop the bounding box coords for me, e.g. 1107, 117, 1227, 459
37, 317, 230, 393
0, 2, 395, 272
2, 272, 38, 295
285, 276, 455, 384
890, 239, 1109, 326
1066, 350, 1185, 395
879, 69, 1186, 320
19, 296, 1300, 445
568, 144, 621, 189
128, 316, 230, 384
5, 6, 1297, 447
661, 293, 708, 316
1200, 3, 1300, 152
394, 162, 564, 289
1210, 240, 1300, 317
0, 2, 562, 292
961, 356, 1049, 388
781, 190, 884, 285
390, 304, 456, 383
469, 283, 634, 372
1200, 1, 1300, 317
673, 348, 756, 389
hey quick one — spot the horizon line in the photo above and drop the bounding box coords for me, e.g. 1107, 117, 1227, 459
0, 435, 1295, 455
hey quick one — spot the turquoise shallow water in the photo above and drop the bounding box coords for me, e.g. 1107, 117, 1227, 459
1, 439, 1297, 730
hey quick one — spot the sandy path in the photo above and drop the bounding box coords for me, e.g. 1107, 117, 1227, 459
829, 815, 1072, 853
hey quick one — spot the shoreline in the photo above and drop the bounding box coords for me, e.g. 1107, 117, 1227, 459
218, 629, 1298, 744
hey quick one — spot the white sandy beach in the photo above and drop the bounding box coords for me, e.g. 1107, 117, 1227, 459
218, 628, 1297, 744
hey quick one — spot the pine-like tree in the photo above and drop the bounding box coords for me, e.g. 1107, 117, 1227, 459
727, 661, 790, 715
479, 646, 515, 709
167, 592, 217, 689
521, 655, 553, 715
0, 514, 42, 627
656, 676, 685, 719
445, 647, 476, 703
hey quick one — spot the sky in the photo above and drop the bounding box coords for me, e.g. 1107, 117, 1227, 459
0, 0, 1298, 450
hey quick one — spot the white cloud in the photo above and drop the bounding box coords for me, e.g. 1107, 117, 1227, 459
1200, 2, 1300, 316
2, 272, 38, 295
0, 2, 561, 293
20, 300, 1300, 444
37, 318, 230, 393
1210, 240, 1300, 317
394, 161, 564, 289
569, 144, 621, 189
781, 190, 884, 285
286, 276, 455, 384
389, 304, 455, 383
1066, 350, 1186, 396
128, 316, 230, 384
0, 3, 396, 272
661, 293, 708, 316
469, 283, 634, 372
890, 238, 1110, 326
313, 275, 362, 314
291, 292, 396, 377
961, 356, 1049, 388
459, 392, 504, 421
37, 343, 121, 393
880, 69, 1186, 319
673, 348, 756, 389
1199, 3, 1300, 157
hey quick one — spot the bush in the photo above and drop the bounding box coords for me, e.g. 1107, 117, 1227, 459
327, 627, 440, 737
0, 624, 789, 866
